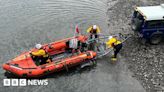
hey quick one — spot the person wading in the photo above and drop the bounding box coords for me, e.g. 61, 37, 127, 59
86, 25, 101, 51
86, 25, 101, 39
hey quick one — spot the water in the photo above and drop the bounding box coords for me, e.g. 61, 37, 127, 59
0, 0, 108, 63
0, 0, 145, 92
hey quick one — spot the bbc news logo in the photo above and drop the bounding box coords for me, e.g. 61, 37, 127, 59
3, 79, 48, 86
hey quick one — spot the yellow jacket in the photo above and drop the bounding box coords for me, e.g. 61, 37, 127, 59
31, 49, 48, 57
86, 26, 101, 33
106, 38, 121, 48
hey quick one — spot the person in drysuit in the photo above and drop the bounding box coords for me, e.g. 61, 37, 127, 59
106, 36, 122, 61
86, 25, 101, 51
86, 25, 101, 39
31, 44, 51, 65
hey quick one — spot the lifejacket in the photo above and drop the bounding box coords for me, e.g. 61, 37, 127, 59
113, 40, 121, 46
106, 38, 122, 48
31, 48, 49, 58
42, 47, 49, 58
86, 26, 101, 34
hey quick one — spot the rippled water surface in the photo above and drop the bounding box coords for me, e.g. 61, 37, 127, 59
0, 0, 145, 92
0, 0, 108, 62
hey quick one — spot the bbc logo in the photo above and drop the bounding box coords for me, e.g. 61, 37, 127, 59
3, 79, 26, 86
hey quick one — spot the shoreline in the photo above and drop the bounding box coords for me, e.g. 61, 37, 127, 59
106, 0, 164, 91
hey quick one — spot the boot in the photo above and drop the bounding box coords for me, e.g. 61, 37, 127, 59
111, 57, 117, 61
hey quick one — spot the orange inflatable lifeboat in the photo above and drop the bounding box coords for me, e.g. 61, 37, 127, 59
2, 35, 97, 77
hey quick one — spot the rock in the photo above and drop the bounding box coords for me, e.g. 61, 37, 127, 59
107, 0, 164, 91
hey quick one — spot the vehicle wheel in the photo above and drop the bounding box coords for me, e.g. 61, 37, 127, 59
149, 33, 162, 45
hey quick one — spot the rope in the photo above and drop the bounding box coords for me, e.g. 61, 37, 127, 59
64, 60, 69, 72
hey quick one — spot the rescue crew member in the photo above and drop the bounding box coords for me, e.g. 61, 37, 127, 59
106, 36, 122, 61
31, 44, 51, 65
86, 25, 101, 39
87, 25, 101, 51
